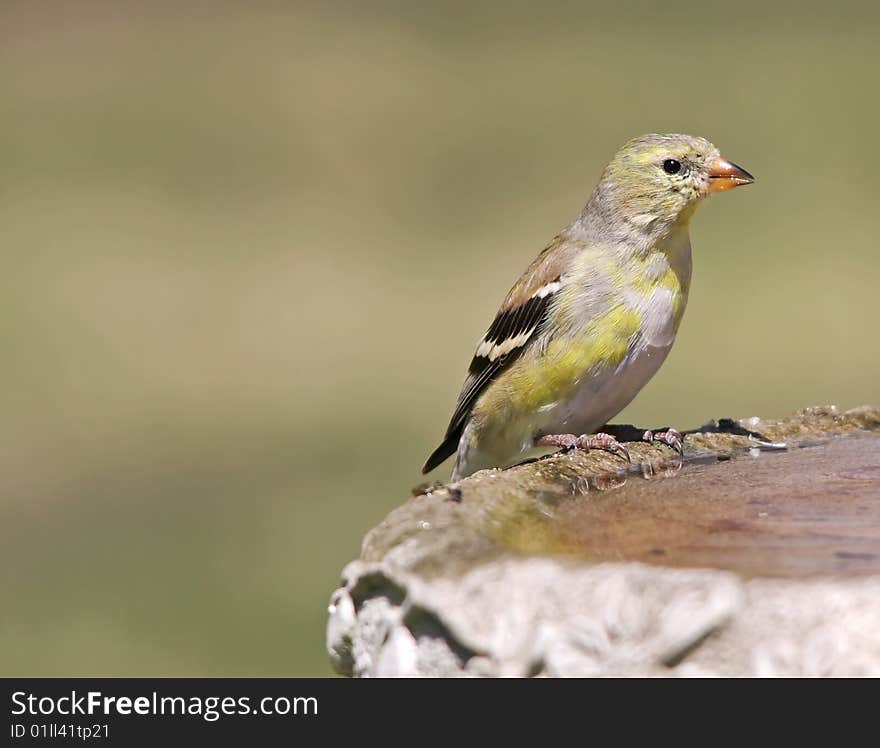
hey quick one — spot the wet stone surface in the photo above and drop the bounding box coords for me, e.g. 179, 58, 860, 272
496, 432, 880, 578
327, 406, 880, 676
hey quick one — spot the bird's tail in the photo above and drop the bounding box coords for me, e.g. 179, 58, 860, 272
421, 425, 463, 475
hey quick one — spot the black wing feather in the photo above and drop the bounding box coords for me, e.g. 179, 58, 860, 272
422, 280, 559, 474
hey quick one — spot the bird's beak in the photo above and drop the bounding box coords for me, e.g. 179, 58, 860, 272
707, 156, 755, 193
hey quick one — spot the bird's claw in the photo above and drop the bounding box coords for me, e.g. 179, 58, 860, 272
537, 432, 631, 464
642, 427, 684, 456
581, 432, 632, 463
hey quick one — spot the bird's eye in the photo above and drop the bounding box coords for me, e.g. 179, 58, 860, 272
662, 159, 682, 175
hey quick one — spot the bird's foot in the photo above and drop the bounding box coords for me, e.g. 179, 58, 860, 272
537, 432, 631, 463
642, 427, 684, 456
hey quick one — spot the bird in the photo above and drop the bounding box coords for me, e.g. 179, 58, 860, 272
423, 133, 754, 481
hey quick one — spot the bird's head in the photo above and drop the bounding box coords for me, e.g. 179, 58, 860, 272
588, 133, 754, 238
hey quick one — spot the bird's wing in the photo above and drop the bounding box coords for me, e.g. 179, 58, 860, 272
422, 233, 571, 473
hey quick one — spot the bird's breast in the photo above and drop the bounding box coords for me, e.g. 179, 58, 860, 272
637, 286, 681, 348
532, 277, 687, 438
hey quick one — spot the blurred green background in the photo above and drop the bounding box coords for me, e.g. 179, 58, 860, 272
1, 1, 878, 676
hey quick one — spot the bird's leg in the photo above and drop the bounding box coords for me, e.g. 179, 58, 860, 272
642, 427, 684, 456
535, 433, 578, 450
536, 432, 631, 463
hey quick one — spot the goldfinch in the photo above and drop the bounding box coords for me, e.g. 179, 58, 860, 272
423, 133, 754, 480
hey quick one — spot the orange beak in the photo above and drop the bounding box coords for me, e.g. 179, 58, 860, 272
707, 156, 755, 193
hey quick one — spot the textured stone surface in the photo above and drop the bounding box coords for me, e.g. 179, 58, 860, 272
327, 406, 880, 677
